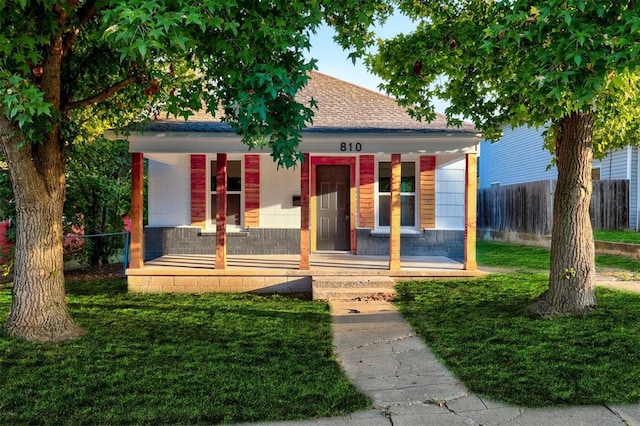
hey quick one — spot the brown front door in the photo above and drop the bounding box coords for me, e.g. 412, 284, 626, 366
316, 165, 350, 251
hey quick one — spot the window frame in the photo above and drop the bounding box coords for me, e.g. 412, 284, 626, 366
374, 158, 419, 232
207, 156, 244, 231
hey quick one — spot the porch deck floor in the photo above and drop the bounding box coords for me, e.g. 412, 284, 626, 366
129, 253, 483, 278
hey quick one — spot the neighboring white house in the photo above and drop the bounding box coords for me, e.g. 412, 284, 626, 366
480, 125, 639, 230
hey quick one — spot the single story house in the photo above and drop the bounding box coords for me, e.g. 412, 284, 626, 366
118, 72, 483, 294
480, 125, 637, 229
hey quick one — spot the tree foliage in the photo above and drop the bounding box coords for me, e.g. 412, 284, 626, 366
370, 1, 640, 151
1, 0, 394, 167
368, 0, 640, 316
0, 0, 394, 342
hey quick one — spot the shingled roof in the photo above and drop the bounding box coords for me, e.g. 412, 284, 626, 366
144, 71, 477, 134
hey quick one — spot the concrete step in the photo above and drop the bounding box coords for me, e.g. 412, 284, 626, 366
312, 276, 396, 300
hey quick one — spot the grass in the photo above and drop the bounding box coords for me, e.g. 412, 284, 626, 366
394, 274, 640, 407
0, 278, 370, 425
594, 229, 640, 244
477, 239, 640, 273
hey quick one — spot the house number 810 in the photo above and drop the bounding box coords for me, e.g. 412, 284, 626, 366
340, 142, 362, 152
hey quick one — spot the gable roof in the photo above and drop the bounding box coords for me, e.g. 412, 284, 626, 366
143, 71, 477, 134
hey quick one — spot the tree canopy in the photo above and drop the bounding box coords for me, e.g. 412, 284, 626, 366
1, 0, 394, 166
369, 1, 640, 152
368, 0, 640, 315
0, 0, 394, 342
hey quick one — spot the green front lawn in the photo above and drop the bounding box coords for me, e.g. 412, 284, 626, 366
594, 229, 640, 245
0, 279, 369, 425
395, 274, 640, 407
477, 240, 640, 273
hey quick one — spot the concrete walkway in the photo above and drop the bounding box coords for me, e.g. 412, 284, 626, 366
244, 291, 640, 426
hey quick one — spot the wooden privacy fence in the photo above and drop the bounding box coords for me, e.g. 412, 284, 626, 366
477, 179, 629, 234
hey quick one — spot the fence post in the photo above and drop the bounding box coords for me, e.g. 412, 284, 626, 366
122, 232, 130, 278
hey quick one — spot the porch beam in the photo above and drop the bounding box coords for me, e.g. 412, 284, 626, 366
464, 153, 478, 270
300, 153, 310, 270
130, 152, 144, 269
215, 153, 227, 270
389, 153, 401, 270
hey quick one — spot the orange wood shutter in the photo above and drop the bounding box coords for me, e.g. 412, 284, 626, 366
420, 156, 436, 229
359, 155, 375, 229
464, 153, 478, 270
244, 155, 260, 227
130, 153, 144, 268
300, 153, 310, 270
190, 154, 207, 227
389, 154, 401, 270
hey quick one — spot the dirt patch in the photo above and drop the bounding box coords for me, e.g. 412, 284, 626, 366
65, 263, 124, 280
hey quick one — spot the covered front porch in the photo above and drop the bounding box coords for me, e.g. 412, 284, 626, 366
126, 252, 485, 299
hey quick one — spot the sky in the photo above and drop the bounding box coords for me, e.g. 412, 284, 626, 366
306, 14, 451, 114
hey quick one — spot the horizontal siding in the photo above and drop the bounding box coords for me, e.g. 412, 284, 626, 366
480, 125, 556, 189
260, 155, 301, 228
594, 148, 629, 180
435, 155, 465, 230
630, 147, 638, 229
147, 154, 191, 226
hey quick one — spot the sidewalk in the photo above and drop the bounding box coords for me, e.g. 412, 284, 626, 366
245, 297, 640, 426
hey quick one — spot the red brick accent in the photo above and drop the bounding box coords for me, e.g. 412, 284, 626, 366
420, 156, 436, 229
190, 155, 207, 228
359, 155, 375, 229
244, 155, 260, 227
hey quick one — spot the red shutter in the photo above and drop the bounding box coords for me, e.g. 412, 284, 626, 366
190, 154, 207, 227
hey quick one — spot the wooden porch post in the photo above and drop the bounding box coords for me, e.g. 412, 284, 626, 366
130, 152, 144, 269
215, 153, 227, 269
464, 153, 478, 270
300, 153, 310, 270
389, 153, 401, 270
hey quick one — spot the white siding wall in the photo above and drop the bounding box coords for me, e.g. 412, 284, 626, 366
259, 156, 301, 228
435, 155, 466, 230
480, 125, 556, 189
147, 154, 191, 226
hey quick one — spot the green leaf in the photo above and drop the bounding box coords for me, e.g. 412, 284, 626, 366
137, 42, 147, 58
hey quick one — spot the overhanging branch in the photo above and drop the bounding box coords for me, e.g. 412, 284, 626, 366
63, 76, 138, 112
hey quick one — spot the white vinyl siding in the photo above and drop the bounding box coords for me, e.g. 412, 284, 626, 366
146, 154, 191, 226
435, 156, 465, 230
259, 155, 301, 228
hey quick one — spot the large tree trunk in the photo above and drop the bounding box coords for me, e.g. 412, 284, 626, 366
0, 31, 83, 342
528, 111, 597, 317
0, 116, 84, 342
